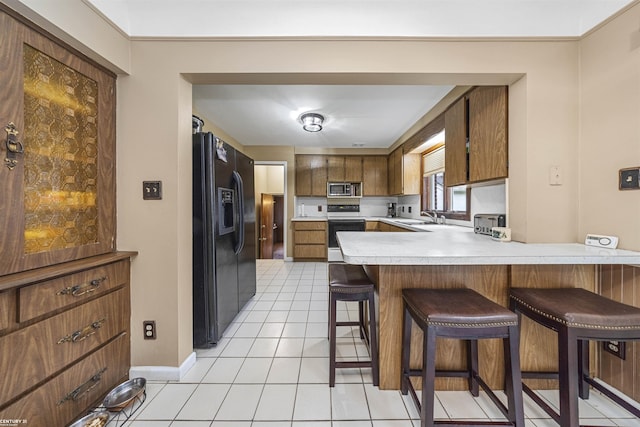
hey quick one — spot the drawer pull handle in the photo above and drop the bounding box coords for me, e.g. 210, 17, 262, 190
56, 276, 106, 297
57, 367, 107, 405
57, 317, 107, 344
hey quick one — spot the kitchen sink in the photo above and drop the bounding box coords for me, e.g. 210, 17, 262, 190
393, 219, 428, 224
411, 224, 436, 231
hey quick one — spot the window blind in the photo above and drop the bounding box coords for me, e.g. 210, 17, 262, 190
422, 146, 445, 176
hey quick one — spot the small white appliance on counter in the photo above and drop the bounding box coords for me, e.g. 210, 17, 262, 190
474, 214, 506, 235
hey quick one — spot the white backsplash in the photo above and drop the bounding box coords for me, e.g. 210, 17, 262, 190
294, 197, 327, 217
296, 183, 506, 226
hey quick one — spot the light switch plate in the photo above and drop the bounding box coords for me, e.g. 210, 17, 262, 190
143, 181, 162, 200
585, 234, 618, 249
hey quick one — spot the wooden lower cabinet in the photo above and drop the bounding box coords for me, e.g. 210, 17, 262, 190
293, 221, 327, 260
0, 252, 134, 425
0, 333, 129, 427
378, 222, 410, 232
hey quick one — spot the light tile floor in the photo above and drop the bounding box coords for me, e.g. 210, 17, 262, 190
124, 260, 640, 427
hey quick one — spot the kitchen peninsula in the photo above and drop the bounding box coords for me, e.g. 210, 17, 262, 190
337, 229, 640, 390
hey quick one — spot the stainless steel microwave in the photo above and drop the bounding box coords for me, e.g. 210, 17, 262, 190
327, 182, 362, 198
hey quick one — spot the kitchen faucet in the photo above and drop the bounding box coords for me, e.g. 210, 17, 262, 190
420, 211, 439, 223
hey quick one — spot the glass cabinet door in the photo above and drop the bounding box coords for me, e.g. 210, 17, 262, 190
0, 8, 116, 276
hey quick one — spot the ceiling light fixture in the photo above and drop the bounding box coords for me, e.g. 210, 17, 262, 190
299, 112, 324, 132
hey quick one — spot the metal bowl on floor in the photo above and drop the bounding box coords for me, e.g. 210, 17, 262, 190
69, 411, 109, 427
102, 377, 146, 412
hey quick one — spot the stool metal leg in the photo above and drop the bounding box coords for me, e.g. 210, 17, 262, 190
329, 291, 338, 387
368, 293, 379, 386
467, 339, 480, 397
558, 326, 580, 427
358, 301, 366, 340
422, 325, 438, 427
578, 339, 589, 399
400, 304, 412, 395
505, 325, 524, 427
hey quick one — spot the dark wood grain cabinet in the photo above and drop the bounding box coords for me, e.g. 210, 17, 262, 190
0, 252, 134, 427
469, 86, 508, 182
0, 7, 130, 426
388, 147, 420, 196
295, 155, 328, 196
444, 86, 508, 186
444, 97, 468, 187
293, 221, 327, 260
0, 6, 117, 276
362, 156, 388, 196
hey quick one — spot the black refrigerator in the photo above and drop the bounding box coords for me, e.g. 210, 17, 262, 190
193, 131, 256, 347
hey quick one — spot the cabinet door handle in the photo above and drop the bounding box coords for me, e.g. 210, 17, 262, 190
56, 276, 106, 297
57, 317, 106, 344
4, 122, 23, 170
57, 367, 107, 405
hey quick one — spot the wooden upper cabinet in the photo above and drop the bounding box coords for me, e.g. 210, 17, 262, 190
344, 156, 363, 182
468, 86, 508, 183
0, 8, 116, 276
388, 148, 420, 196
363, 156, 387, 196
444, 96, 468, 187
327, 156, 363, 182
327, 156, 345, 181
295, 154, 327, 196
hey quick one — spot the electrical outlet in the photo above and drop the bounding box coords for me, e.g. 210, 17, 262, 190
619, 167, 640, 190
143, 320, 156, 339
318, 205, 322, 212
143, 181, 162, 200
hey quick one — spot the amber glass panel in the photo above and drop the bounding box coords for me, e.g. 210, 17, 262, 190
22, 44, 99, 254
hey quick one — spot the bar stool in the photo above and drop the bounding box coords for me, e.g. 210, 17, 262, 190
328, 263, 379, 387
510, 287, 640, 427
401, 288, 524, 427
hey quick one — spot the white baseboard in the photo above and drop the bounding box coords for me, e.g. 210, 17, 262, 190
284, 256, 294, 262
129, 351, 196, 381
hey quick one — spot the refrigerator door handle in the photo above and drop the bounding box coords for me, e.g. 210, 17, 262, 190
232, 170, 245, 255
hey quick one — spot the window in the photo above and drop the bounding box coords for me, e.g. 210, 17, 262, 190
420, 142, 470, 221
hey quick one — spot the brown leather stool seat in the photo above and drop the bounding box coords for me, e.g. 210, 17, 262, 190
401, 288, 524, 427
328, 263, 379, 387
510, 287, 640, 427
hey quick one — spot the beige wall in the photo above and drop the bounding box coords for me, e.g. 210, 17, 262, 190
11, 0, 640, 369
4, 0, 131, 73
579, 3, 640, 250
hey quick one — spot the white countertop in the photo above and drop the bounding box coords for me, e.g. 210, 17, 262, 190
336, 227, 640, 266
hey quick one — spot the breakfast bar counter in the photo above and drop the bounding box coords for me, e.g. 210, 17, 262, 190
337, 229, 640, 390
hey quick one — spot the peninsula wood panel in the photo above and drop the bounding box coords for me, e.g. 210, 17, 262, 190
510, 264, 596, 390
599, 264, 640, 402
376, 264, 509, 390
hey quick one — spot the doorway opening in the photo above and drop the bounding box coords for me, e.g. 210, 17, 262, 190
255, 162, 287, 259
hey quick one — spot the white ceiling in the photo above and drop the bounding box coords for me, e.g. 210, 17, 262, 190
85, 0, 634, 149
86, 0, 632, 38
193, 85, 454, 148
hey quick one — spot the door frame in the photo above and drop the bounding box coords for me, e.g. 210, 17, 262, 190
254, 161, 289, 260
